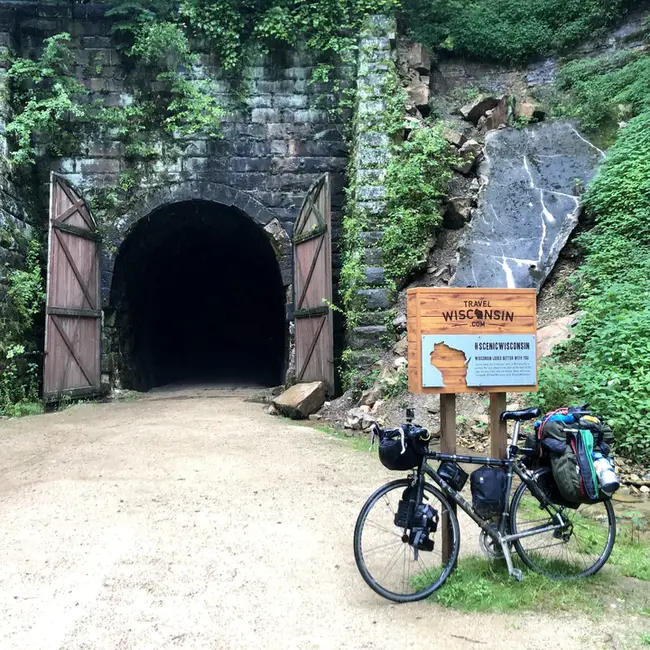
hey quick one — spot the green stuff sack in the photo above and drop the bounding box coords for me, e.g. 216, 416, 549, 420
551, 448, 583, 503
550, 430, 600, 504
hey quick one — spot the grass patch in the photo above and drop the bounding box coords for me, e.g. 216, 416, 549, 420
426, 556, 605, 613
297, 420, 374, 454
2, 401, 44, 418
417, 510, 650, 613
611, 538, 650, 582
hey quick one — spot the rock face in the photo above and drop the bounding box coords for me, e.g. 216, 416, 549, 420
451, 121, 604, 290
272, 381, 326, 419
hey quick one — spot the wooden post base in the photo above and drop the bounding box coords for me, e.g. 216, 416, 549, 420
490, 392, 508, 459
440, 393, 457, 565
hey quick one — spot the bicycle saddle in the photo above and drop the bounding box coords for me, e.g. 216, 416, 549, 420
500, 407, 542, 421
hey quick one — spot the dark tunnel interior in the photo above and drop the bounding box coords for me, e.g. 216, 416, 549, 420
111, 200, 286, 391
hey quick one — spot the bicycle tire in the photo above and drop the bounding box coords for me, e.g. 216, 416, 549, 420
510, 467, 616, 579
353, 478, 460, 603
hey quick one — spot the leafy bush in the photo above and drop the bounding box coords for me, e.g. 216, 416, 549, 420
402, 0, 630, 64
178, 0, 399, 69
535, 109, 650, 461
554, 49, 650, 133
381, 123, 456, 286
0, 240, 45, 415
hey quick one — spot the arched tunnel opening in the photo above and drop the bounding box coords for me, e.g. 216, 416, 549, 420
110, 200, 286, 391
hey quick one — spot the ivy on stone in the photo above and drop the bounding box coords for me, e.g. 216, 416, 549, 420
381, 122, 457, 287
5, 33, 93, 166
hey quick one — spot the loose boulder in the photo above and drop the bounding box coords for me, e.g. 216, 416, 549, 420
272, 381, 326, 419
480, 96, 509, 131
397, 41, 431, 74
459, 94, 499, 124
359, 385, 383, 407
443, 128, 467, 148
537, 313, 582, 358
393, 336, 408, 357
344, 407, 379, 431
452, 139, 482, 174
405, 76, 430, 113
451, 121, 603, 290
516, 97, 546, 122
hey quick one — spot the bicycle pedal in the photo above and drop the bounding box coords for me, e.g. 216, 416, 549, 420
510, 568, 523, 582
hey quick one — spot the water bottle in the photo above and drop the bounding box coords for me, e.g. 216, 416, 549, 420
592, 452, 620, 494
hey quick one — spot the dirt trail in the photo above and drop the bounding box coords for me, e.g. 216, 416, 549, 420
0, 394, 644, 649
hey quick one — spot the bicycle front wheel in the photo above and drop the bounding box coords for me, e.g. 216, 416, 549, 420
353, 478, 459, 603
510, 467, 616, 579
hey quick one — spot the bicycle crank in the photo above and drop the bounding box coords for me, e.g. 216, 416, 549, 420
479, 530, 504, 559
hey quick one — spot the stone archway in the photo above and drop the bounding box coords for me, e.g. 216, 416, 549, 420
106, 186, 292, 391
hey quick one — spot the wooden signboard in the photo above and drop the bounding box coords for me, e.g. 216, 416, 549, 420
407, 288, 537, 395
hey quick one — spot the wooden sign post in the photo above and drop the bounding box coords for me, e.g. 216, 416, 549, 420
407, 288, 538, 561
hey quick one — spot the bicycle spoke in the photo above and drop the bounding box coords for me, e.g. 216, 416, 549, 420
511, 469, 615, 579
378, 543, 406, 583
382, 494, 396, 516
364, 519, 402, 537
363, 539, 404, 555
354, 479, 458, 602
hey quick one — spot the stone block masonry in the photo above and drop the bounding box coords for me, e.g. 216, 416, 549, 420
343, 15, 398, 371
0, 3, 399, 392
0, 2, 353, 306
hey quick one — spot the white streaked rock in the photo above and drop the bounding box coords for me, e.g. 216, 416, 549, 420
451, 121, 603, 291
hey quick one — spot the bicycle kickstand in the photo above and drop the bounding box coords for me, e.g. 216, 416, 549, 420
499, 534, 523, 582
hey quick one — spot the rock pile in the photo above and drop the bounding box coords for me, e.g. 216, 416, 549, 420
397, 41, 432, 119
616, 457, 650, 497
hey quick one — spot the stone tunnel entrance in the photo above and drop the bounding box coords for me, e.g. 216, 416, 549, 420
110, 200, 286, 391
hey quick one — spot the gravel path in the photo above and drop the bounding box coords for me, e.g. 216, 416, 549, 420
0, 393, 644, 649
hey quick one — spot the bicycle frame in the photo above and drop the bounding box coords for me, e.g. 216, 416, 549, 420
411, 419, 569, 580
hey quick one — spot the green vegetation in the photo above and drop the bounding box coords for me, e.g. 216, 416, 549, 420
381, 122, 456, 287
0, 240, 45, 417
5, 27, 223, 169
177, 0, 398, 71
554, 48, 650, 137
418, 556, 603, 613
612, 540, 650, 582
403, 0, 631, 64
415, 521, 650, 613
4, 0, 397, 168
294, 419, 375, 453
5, 34, 93, 166
535, 45, 650, 460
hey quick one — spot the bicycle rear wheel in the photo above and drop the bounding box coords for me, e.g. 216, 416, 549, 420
353, 478, 459, 603
510, 467, 616, 578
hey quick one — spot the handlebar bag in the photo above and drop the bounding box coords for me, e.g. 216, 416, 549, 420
377, 428, 423, 471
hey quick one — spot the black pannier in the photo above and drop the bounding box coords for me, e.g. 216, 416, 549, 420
471, 466, 507, 518
377, 427, 423, 471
